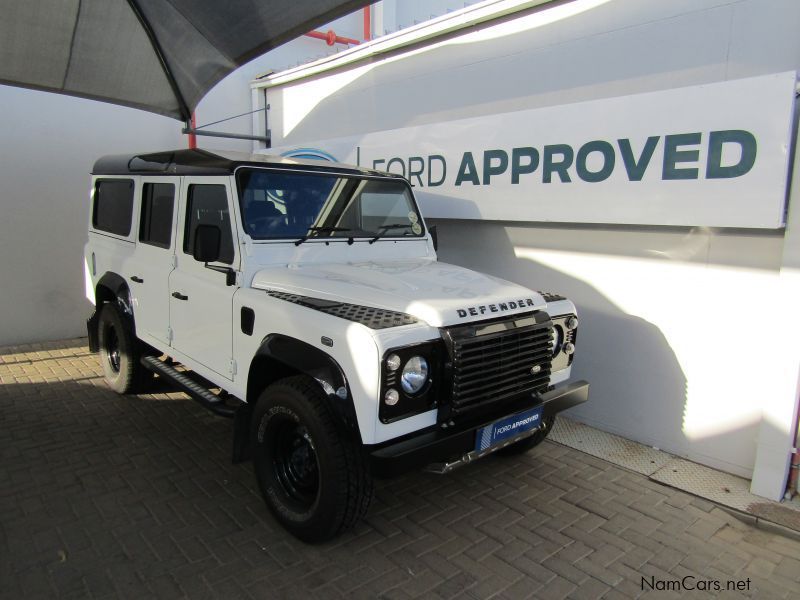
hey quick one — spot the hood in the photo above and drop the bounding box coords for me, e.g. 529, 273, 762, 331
251, 259, 546, 327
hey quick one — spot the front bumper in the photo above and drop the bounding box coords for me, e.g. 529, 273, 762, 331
368, 380, 588, 476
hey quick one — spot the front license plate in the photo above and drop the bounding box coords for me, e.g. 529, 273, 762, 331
475, 405, 544, 452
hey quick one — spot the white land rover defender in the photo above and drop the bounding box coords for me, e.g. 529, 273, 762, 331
85, 149, 588, 542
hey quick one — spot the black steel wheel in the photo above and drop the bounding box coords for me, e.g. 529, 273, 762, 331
496, 415, 556, 456
272, 421, 320, 511
251, 376, 372, 542
97, 303, 148, 394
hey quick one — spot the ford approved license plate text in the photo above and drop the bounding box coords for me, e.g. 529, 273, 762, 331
475, 406, 544, 452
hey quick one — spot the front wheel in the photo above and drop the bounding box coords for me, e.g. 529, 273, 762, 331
496, 415, 556, 456
251, 376, 373, 542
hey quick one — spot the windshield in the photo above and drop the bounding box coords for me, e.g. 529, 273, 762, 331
237, 169, 425, 241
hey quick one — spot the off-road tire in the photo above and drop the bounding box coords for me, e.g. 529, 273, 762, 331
251, 375, 373, 542
97, 303, 149, 394
496, 415, 556, 456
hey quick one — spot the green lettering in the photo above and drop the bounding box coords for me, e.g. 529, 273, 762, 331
618, 137, 659, 181
663, 133, 701, 180
482, 149, 508, 185
706, 130, 757, 179
576, 141, 615, 182
386, 157, 406, 177
408, 156, 424, 187
428, 155, 447, 187
543, 145, 573, 183
455, 152, 480, 186
511, 147, 539, 184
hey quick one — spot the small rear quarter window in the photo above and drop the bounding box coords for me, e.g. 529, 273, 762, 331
93, 179, 134, 236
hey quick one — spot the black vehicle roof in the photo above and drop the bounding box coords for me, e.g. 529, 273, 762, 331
92, 149, 401, 178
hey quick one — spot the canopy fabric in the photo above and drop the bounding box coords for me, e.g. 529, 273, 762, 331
0, 0, 371, 121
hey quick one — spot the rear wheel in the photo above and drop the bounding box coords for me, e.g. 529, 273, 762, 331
496, 415, 556, 456
97, 303, 149, 394
251, 376, 372, 542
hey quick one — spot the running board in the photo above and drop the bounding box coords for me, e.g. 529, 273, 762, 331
140, 355, 235, 418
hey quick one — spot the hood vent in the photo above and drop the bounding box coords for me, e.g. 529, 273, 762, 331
266, 290, 418, 330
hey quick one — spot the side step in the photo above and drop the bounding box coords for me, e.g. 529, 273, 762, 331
140, 355, 236, 418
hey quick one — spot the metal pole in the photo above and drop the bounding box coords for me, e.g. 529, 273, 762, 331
181, 128, 271, 143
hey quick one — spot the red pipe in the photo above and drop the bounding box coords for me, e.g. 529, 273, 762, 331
363, 5, 371, 41
304, 29, 360, 46
188, 113, 197, 149
303, 5, 371, 47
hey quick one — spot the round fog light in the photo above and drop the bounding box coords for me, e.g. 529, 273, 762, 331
384, 389, 399, 406
386, 354, 401, 371
401, 356, 429, 395
563, 342, 575, 355
566, 316, 578, 330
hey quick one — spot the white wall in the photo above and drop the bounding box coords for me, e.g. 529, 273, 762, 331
432, 220, 784, 477
378, 0, 484, 35
0, 87, 183, 345
193, 11, 367, 153
268, 0, 800, 146
257, 0, 800, 483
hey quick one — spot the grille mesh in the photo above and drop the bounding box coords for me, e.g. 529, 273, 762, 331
447, 314, 553, 415
266, 290, 418, 329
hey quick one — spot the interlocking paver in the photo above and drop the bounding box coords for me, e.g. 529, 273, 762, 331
2, 338, 800, 599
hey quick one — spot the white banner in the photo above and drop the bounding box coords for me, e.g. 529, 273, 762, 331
267, 72, 797, 228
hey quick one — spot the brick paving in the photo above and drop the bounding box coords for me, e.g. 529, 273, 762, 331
1, 339, 799, 599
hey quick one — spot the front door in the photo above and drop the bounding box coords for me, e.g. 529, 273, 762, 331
129, 177, 180, 346
169, 177, 239, 379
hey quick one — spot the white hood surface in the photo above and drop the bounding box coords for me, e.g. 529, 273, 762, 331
251, 259, 546, 327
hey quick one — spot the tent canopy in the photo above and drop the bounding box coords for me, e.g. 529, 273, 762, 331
0, 0, 371, 121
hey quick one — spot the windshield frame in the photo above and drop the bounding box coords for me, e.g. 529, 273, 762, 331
234, 166, 427, 243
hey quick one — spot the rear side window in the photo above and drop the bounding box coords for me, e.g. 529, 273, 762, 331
93, 179, 134, 236
184, 184, 234, 264
139, 183, 175, 249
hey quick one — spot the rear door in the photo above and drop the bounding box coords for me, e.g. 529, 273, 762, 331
169, 177, 239, 379
129, 177, 180, 346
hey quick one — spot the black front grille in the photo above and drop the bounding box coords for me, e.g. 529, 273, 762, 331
444, 312, 552, 416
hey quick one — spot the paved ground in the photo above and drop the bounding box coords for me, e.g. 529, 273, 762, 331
2, 339, 799, 599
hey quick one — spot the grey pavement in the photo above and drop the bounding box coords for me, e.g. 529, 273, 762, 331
1, 339, 799, 599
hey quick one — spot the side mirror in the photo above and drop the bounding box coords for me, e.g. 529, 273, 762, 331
429, 225, 439, 252
193, 224, 222, 263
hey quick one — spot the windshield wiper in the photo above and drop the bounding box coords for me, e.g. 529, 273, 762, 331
308, 226, 352, 234
295, 226, 353, 246
368, 223, 413, 244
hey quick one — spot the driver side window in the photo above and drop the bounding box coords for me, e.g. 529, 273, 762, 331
183, 184, 235, 264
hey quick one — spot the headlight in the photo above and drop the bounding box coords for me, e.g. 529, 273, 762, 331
551, 326, 563, 356
380, 343, 441, 424
400, 356, 429, 395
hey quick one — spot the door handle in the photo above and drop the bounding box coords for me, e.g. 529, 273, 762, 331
172, 292, 189, 301
130, 276, 144, 283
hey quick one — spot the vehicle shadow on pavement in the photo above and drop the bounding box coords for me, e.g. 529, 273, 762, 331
3, 370, 800, 599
